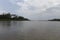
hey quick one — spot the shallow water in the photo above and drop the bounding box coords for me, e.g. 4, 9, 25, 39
0, 21, 60, 40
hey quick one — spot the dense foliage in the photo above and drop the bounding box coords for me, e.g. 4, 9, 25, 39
0, 13, 29, 21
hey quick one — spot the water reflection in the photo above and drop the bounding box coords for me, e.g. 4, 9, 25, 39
0, 21, 24, 40
0, 21, 60, 40
0, 21, 11, 27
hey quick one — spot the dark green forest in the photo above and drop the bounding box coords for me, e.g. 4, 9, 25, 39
0, 13, 29, 21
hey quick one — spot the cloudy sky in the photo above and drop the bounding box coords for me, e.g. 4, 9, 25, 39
0, 0, 60, 20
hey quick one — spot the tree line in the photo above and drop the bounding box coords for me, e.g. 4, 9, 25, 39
0, 13, 29, 21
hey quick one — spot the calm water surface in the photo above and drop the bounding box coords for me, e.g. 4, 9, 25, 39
0, 21, 60, 40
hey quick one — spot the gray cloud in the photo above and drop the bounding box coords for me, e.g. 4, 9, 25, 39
3, 0, 60, 20
35, 4, 60, 20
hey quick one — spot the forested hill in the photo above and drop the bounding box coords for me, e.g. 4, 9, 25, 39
0, 13, 29, 21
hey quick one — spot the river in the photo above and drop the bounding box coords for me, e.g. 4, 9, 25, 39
0, 21, 60, 40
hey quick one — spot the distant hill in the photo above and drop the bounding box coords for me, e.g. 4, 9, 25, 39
0, 13, 29, 21
48, 19, 60, 21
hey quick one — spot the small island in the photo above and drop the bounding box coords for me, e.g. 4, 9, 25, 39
48, 19, 60, 21
0, 13, 29, 21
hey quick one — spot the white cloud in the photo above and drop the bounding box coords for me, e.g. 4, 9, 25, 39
10, 0, 60, 20
0, 10, 7, 14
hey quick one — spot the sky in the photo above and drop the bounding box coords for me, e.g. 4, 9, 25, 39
0, 0, 60, 20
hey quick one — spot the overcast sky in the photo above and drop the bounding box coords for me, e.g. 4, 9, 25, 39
0, 0, 60, 20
